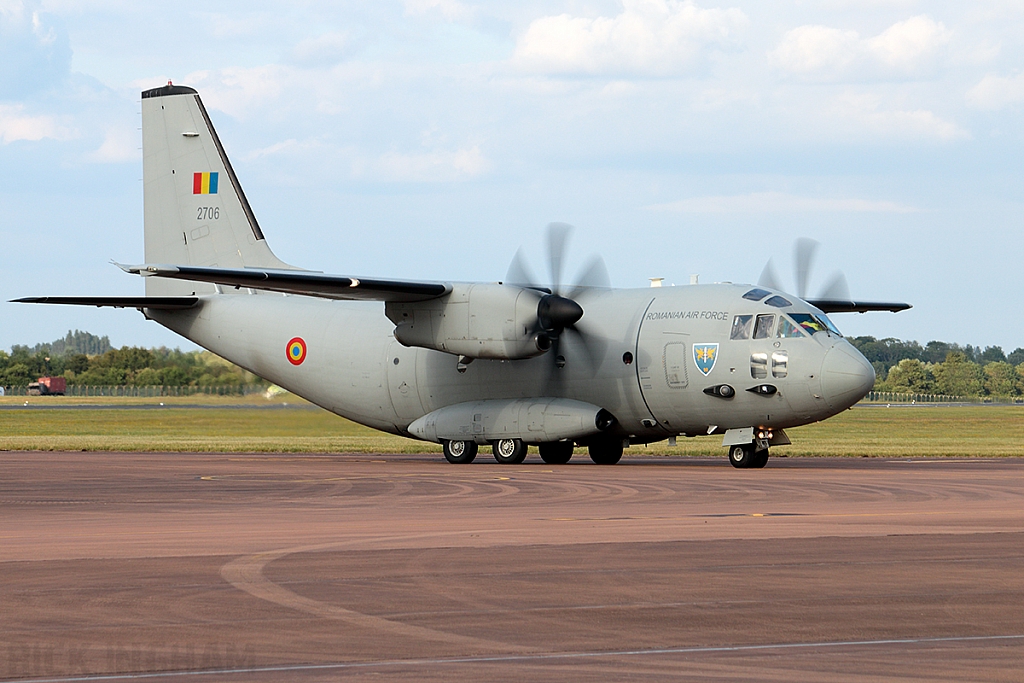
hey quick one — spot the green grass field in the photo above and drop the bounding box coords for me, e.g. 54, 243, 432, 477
2, 395, 1022, 456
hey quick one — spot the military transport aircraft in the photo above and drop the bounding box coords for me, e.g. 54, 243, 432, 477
15, 83, 910, 468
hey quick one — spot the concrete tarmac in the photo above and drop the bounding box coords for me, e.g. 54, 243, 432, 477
2, 452, 1023, 681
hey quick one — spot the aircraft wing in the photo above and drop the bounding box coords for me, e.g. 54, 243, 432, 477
119, 264, 452, 302
806, 299, 912, 314
11, 296, 199, 310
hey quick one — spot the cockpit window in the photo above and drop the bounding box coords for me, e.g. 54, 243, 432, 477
730, 315, 753, 340
742, 288, 770, 302
818, 312, 843, 336
753, 314, 775, 339
777, 317, 806, 338
764, 295, 792, 308
789, 313, 833, 335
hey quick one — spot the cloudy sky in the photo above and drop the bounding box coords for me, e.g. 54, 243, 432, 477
2, 0, 1022, 353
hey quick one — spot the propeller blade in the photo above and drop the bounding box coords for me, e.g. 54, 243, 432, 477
505, 248, 538, 288
546, 222, 572, 292
564, 323, 606, 377
758, 258, 782, 291
818, 271, 850, 301
794, 237, 819, 299
566, 256, 610, 299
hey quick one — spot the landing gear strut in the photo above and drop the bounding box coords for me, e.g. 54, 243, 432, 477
728, 444, 769, 469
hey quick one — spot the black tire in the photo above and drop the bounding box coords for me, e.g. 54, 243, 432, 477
492, 438, 527, 464
728, 444, 755, 468
443, 439, 477, 464
751, 449, 770, 468
539, 441, 574, 464
588, 440, 623, 465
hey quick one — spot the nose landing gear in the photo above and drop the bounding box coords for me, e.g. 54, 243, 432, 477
728, 443, 769, 469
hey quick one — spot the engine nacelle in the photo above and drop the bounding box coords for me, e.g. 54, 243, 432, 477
385, 283, 548, 360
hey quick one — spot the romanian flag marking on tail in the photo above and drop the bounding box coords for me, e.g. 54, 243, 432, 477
193, 172, 219, 195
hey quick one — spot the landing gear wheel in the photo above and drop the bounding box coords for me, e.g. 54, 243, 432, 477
539, 441, 574, 464
442, 439, 478, 464
492, 438, 527, 464
751, 449, 770, 468
728, 444, 755, 468
588, 440, 623, 465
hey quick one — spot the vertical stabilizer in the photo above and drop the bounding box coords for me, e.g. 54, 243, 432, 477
141, 83, 294, 295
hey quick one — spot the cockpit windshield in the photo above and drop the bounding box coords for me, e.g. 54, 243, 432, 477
788, 313, 842, 336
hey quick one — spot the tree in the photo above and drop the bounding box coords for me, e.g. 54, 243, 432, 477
1008, 348, 1024, 366
884, 359, 935, 393
983, 362, 1020, 397
933, 352, 984, 396
979, 346, 1006, 364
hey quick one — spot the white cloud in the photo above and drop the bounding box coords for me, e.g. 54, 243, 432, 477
0, 0, 72, 97
832, 93, 969, 141
772, 15, 952, 80
183, 66, 288, 119
966, 71, 1024, 110
289, 32, 353, 67
404, 0, 472, 21
86, 125, 138, 162
0, 104, 72, 142
771, 25, 861, 75
512, 0, 748, 77
646, 192, 920, 213
355, 144, 490, 182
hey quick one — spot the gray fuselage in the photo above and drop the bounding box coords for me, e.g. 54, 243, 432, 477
149, 282, 875, 443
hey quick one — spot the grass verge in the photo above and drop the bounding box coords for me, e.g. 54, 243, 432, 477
1, 402, 1021, 457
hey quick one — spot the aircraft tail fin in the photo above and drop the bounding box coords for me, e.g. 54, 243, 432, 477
141, 83, 295, 296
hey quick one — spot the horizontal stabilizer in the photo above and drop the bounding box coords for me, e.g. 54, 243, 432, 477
11, 296, 199, 310
806, 299, 912, 314
121, 264, 451, 302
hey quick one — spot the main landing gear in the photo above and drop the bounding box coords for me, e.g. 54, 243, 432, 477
492, 438, 528, 464
728, 443, 769, 469
539, 441, 574, 464
442, 439, 478, 464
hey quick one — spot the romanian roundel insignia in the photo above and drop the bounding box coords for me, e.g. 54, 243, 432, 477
286, 337, 307, 366
693, 343, 719, 376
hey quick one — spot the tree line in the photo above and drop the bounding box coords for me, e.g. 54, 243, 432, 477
3, 330, 1023, 398
848, 337, 1024, 398
1, 331, 265, 388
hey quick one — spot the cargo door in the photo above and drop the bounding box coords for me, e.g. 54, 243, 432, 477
635, 307, 697, 432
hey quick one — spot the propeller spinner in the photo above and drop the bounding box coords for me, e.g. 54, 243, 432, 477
505, 223, 609, 375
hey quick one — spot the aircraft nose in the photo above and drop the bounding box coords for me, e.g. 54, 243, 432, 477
821, 343, 875, 410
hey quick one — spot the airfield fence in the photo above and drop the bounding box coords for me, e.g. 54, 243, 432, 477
862, 391, 1022, 404
1, 384, 266, 397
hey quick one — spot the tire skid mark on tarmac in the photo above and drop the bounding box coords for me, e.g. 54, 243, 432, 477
7, 634, 1024, 682
219, 532, 532, 654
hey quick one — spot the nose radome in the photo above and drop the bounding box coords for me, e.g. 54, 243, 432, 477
821, 343, 875, 410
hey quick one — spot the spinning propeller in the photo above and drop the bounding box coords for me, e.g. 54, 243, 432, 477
758, 237, 850, 301
757, 237, 910, 314
505, 223, 609, 379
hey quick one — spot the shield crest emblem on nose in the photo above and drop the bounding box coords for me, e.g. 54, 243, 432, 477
693, 343, 719, 376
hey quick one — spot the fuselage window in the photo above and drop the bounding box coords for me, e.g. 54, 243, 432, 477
753, 314, 775, 339
764, 295, 792, 308
789, 313, 830, 335
742, 288, 770, 302
772, 351, 788, 378
730, 315, 753, 340
750, 352, 768, 379
777, 317, 805, 338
